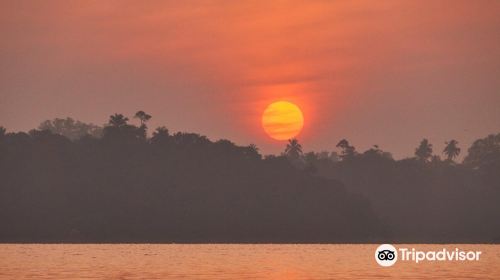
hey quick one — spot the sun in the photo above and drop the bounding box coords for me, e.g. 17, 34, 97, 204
262, 101, 304, 141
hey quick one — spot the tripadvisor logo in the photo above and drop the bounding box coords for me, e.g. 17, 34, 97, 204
375, 244, 398, 267
375, 244, 482, 267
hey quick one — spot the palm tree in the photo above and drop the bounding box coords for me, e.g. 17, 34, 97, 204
415, 138, 433, 162
134, 111, 152, 126
285, 138, 303, 159
443, 140, 460, 161
247, 144, 259, 155
249, 143, 258, 151
108, 114, 129, 127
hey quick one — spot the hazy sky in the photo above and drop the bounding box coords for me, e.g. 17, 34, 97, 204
1, 1, 499, 157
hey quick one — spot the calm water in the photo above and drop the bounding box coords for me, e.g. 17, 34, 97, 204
0, 244, 499, 279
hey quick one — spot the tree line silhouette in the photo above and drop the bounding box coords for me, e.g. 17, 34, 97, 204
0, 111, 499, 243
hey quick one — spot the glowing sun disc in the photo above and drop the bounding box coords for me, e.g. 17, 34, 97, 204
262, 101, 304, 141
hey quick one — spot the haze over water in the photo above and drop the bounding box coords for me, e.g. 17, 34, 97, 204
1, 244, 499, 279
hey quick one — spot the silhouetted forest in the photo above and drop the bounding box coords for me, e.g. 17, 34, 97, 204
1, 112, 499, 243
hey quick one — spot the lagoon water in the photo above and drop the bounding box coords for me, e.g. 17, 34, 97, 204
0, 244, 499, 279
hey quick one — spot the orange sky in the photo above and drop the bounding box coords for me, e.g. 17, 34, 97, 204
1, 1, 499, 157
